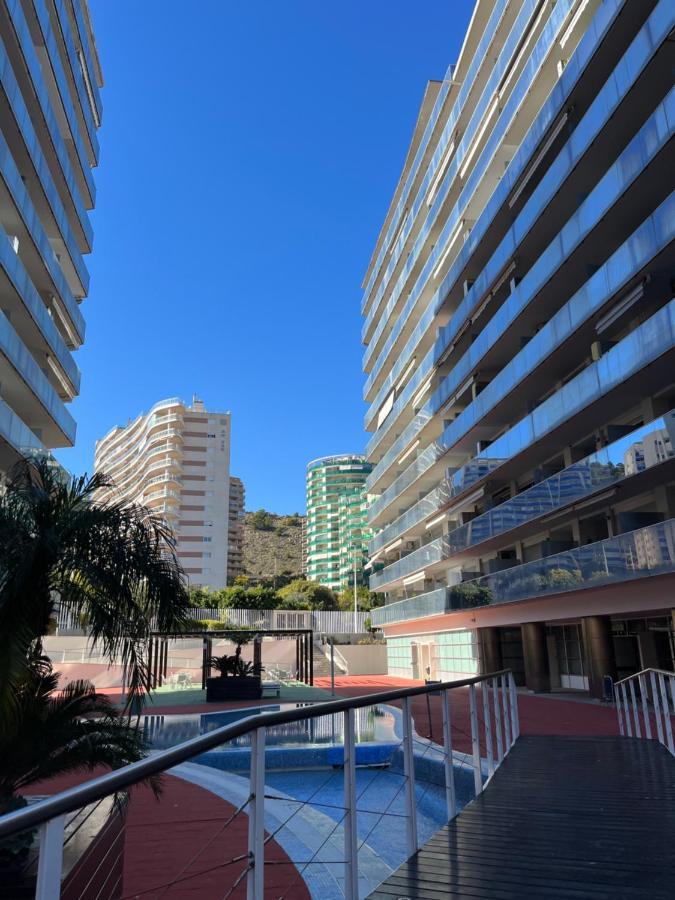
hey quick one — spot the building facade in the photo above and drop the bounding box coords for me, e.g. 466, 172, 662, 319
364, 0, 675, 695
0, 1, 103, 471
227, 475, 245, 583
305, 454, 372, 592
95, 396, 232, 588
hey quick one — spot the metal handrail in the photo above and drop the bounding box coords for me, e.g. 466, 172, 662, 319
614, 666, 674, 757
0, 669, 512, 839
614, 666, 674, 687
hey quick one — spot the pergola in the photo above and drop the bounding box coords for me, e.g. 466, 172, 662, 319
146, 629, 315, 690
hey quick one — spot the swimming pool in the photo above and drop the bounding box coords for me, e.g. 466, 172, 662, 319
144, 702, 402, 766
146, 704, 475, 897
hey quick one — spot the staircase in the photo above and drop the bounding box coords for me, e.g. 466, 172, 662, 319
312, 641, 347, 677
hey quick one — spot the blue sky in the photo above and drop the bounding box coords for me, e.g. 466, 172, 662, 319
56, 0, 473, 512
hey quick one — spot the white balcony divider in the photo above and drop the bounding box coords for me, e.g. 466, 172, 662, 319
0, 671, 520, 899
615, 668, 675, 756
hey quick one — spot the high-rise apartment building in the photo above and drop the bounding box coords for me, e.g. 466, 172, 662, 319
227, 475, 245, 583
364, 0, 675, 695
0, 1, 103, 472
305, 455, 372, 592
95, 397, 232, 588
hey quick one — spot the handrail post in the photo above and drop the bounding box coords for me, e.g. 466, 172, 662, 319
469, 684, 483, 796
621, 684, 633, 737
481, 680, 494, 778
657, 673, 674, 754
508, 672, 519, 742
615, 684, 625, 735
492, 676, 504, 765
501, 676, 511, 748
638, 674, 651, 740
628, 679, 642, 738
401, 697, 418, 855
650, 671, 665, 745
35, 814, 65, 900
246, 726, 265, 900
441, 688, 457, 820
343, 709, 359, 900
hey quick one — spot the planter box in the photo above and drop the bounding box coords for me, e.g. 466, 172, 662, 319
206, 676, 262, 702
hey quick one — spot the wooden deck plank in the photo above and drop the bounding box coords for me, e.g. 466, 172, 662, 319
367, 735, 675, 899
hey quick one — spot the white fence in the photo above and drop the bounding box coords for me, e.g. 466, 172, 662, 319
55, 606, 372, 634
186, 607, 371, 634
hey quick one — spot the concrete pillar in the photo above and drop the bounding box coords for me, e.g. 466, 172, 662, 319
521, 622, 550, 693
582, 615, 616, 699
480, 627, 502, 675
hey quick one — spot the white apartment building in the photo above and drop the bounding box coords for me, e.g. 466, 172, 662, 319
94, 396, 232, 588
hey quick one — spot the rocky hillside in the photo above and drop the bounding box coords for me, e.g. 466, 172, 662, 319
242, 511, 304, 580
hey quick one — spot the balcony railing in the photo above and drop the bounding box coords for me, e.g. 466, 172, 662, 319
448, 519, 675, 611
371, 587, 449, 627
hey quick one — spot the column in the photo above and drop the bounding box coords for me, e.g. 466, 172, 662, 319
521, 622, 550, 693
479, 627, 502, 674
582, 615, 616, 699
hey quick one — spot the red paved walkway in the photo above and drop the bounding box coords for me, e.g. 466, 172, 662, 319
24, 771, 309, 899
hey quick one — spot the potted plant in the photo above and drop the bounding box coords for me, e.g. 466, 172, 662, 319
206, 654, 263, 701
206, 632, 263, 700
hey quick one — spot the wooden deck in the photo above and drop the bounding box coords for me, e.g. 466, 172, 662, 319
368, 735, 675, 899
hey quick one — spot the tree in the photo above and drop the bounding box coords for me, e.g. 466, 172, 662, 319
337, 585, 380, 611
0, 656, 153, 804
0, 456, 190, 715
277, 579, 337, 610
250, 509, 274, 531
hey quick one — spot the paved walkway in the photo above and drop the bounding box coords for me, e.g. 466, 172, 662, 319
368, 734, 675, 899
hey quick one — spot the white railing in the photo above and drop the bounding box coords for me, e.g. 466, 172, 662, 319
0, 671, 519, 899
615, 668, 675, 756
185, 607, 372, 634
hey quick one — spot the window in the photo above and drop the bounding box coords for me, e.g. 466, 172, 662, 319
203, 536, 212, 542
204, 552, 212, 558
207, 433, 216, 438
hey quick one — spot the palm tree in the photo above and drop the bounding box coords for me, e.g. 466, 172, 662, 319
0, 655, 158, 870
0, 655, 153, 801
0, 455, 190, 716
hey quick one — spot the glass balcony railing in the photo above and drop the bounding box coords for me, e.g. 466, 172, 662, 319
432, 0, 668, 376
3, 1, 93, 213
371, 519, 675, 625
72, 0, 103, 124
368, 195, 675, 524
362, 0, 631, 398
0, 221, 79, 392
0, 393, 43, 456
361, 0, 511, 312
446, 411, 675, 555
369, 537, 444, 591
363, 0, 554, 344
0, 309, 75, 442
363, 0, 584, 371
366, 20, 672, 470
449, 518, 675, 611
370, 587, 449, 627
37, 0, 99, 158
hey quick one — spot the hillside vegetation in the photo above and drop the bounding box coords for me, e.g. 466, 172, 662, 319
243, 510, 304, 580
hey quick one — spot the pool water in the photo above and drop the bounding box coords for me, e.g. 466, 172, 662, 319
146, 703, 475, 896
143, 702, 399, 752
